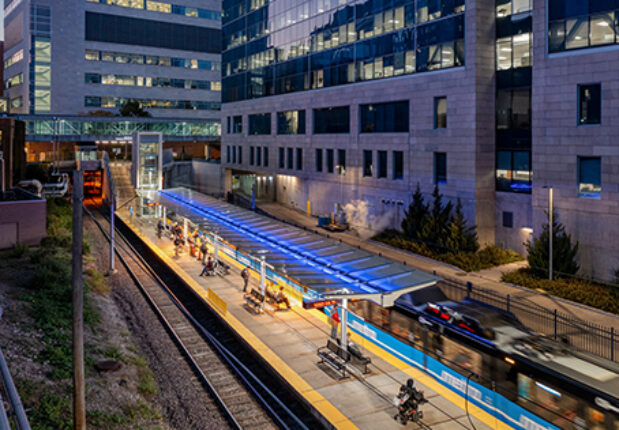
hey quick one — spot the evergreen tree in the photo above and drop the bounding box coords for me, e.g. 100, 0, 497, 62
401, 183, 428, 241
421, 185, 453, 253
526, 210, 579, 278
446, 198, 479, 253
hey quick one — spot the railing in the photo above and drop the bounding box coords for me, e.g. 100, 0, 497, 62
0, 345, 31, 430
439, 278, 618, 362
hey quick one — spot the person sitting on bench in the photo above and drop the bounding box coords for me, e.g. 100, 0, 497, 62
200, 257, 215, 276
274, 286, 290, 309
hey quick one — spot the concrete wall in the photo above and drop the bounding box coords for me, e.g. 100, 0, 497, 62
163, 161, 192, 189
494, 192, 532, 255
0, 199, 46, 248
531, 1, 619, 280
192, 159, 223, 196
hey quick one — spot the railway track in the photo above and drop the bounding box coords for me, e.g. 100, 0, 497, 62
85, 205, 323, 430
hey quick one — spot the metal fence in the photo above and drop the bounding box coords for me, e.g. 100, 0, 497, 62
438, 278, 618, 362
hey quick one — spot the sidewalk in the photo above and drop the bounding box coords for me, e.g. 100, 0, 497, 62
257, 202, 618, 330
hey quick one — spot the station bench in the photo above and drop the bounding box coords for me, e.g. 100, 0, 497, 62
347, 344, 371, 374
317, 340, 350, 379
244, 289, 264, 313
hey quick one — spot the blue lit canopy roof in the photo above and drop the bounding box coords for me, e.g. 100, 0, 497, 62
152, 188, 441, 307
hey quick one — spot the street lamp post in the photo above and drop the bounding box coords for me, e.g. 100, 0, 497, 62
548, 187, 553, 281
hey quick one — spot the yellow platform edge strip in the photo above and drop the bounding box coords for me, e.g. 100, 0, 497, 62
118, 214, 357, 430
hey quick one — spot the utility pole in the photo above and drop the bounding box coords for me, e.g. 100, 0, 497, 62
72, 170, 86, 430
548, 187, 553, 281
108, 197, 116, 275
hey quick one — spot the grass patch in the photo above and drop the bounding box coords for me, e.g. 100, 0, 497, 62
87, 409, 126, 428
137, 366, 158, 396
123, 400, 162, 421
99, 345, 125, 362
502, 269, 619, 314
28, 392, 73, 430
85, 268, 110, 296
374, 230, 523, 272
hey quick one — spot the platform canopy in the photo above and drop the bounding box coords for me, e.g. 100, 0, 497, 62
150, 188, 441, 307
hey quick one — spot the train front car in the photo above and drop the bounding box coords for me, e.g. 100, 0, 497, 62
348, 286, 619, 430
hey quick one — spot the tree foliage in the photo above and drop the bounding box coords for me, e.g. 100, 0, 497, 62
119, 101, 151, 117
401, 183, 428, 241
445, 198, 479, 253
526, 211, 579, 278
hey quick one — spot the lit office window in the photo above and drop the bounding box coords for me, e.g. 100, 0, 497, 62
496, 33, 531, 70
315, 149, 323, 172
5, 73, 23, 88
146, 0, 171, 13
434, 97, 447, 128
549, 2, 617, 52
34, 39, 51, 62
277, 110, 305, 134
363, 150, 373, 177
434, 152, 447, 184
578, 84, 601, 125
5, 49, 24, 68
393, 151, 404, 180
496, 0, 532, 18
578, 157, 601, 198
10, 97, 23, 109
107, 0, 144, 8
34, 90, 51, 112
34, 65, 51, 86
377, 150, 387, 178
296, 148, 303, 170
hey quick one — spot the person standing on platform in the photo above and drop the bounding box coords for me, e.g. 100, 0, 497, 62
200, 239, 208, 264
330, 303, 340, 339
241, 266, 250, 292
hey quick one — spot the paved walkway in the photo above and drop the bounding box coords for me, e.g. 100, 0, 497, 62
119, 210, 492, 430
257, 202, 618, 330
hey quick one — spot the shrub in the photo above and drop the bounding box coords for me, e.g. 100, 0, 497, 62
502, 269, 618, 314
526, 211, 579, 278
478, 246, 522, 267
9, 242, 29, 258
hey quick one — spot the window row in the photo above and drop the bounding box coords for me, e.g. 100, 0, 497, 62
226, 99, 446, 135
549, 10, 619, 52
84, 73, 221, 91
362, 149, 404, 179
84, 49, 221, 71
4, 49, 24, 69
87, 0, 221, 21
314, 148, 347, 174
84, 96, 221, 110
5, 73, 23, 89
548, 0, 618, 21
85, 12, 221, 54
224, 13, 464, 76
249, 146, 271, 167
226, 145, 244, 164
224, 0, 464, 47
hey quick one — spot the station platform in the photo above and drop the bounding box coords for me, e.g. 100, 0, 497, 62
116, 204, 499, 430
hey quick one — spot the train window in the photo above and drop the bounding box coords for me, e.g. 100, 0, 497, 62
349, 300, 370, 320
517, 374, 583, 428
390, 310, 411, 340
441, 336, 482, 377
586, 407, 605, 430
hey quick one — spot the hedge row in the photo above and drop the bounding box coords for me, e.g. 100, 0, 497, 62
501, 269, 618, 315
374, 230, 523, 272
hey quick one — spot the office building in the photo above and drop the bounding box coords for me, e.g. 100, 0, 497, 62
221, 0, 619, 281
3, 0, 222, 159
